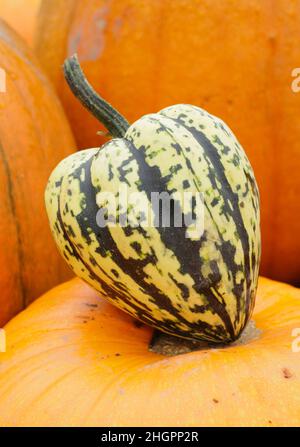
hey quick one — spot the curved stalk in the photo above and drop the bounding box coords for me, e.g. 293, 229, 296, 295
63, 54, 130, 138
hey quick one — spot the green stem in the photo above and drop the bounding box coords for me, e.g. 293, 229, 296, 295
63, 54, 130, 138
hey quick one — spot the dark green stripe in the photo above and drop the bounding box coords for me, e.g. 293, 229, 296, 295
169, 114, 255, 329
124, 139, 236, 341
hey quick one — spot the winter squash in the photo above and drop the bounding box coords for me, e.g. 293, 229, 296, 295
45, 56, 260, 343
0, 275, 299, 427
0, 20, 76, 327
35, 0, 300, 285
0, 0, 40, 46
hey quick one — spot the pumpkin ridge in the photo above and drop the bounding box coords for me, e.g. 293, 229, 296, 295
0, 140, 25, 308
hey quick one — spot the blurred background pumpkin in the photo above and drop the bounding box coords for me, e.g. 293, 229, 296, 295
0, 275, 299, 426
35, 0, 300, 285
0, 0, 40, 46
0, 19, 75, 327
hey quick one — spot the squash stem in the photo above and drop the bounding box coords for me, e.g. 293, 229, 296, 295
149, 321, 261, 356
149, 329, 212, 356
63, 54, 130, 138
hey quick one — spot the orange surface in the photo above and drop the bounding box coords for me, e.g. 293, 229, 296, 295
0, 20, 76, 326
0, 275, 299, 427
0, 0, 40, 46
35, 0, 300, 285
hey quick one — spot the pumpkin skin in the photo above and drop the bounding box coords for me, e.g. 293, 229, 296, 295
0, 0, 40, 46
0, 276, 299, 427
45, 103, 260, 343
0, 20, 76, 327
36, 0, 300, 285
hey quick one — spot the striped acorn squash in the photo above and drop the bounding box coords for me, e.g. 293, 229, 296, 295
45, 56, 261, 343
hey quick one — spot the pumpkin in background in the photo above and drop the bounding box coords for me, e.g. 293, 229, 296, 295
0, 275, 299, 426
0, 20, 76, 327
35, 0, 300, 285
0, 0, 40, 46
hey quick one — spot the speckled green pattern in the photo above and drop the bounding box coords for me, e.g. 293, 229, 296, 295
45, 104, 260, 343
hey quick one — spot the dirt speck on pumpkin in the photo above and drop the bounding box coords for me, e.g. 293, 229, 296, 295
212, 398, 219, 404
77, 315, 91, 321
85, 303, 98, 308
282, 368, 293, 379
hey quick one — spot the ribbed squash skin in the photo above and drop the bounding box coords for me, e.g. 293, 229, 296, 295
46, 105, 260, 343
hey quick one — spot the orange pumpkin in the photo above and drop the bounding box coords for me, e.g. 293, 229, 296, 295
0, 20, 76, 327
0, 0, 41, 46
0, 275, 299, 427
35, 0, 300, 285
